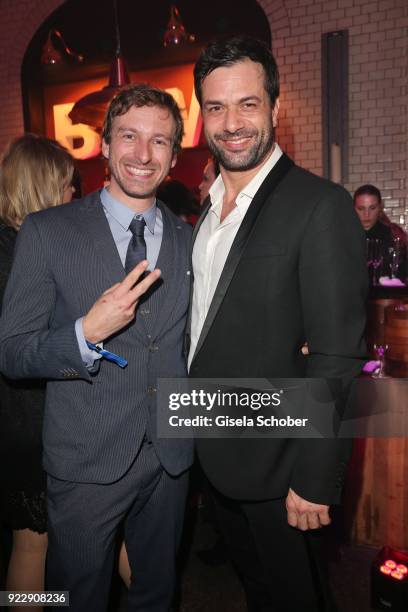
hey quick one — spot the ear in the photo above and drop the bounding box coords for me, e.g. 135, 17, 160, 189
170, 154, 177, 169
101, 139, 109, 160
272, 98, 280, 128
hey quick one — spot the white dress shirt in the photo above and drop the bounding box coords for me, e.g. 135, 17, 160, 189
188, 144, 283, 369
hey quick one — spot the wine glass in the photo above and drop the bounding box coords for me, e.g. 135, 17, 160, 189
373, 344, 388, 378
367, 239, 383, 285
388, 237, 402, 279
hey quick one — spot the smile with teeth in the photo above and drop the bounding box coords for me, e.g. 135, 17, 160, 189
225, 137, 250, 144
217, 133, 254, 148
221, 137, 253, 151
125, 164, 155, 178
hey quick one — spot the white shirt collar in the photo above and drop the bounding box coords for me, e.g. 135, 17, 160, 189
208, 143, 283, 219
100, 187, 157, 234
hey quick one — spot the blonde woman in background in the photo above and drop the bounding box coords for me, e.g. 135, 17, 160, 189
0, 134, 75, 611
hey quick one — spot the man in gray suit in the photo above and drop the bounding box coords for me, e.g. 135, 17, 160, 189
0, 84, 193, 611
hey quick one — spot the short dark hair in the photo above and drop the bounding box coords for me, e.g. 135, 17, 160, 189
194, 36, 279, 107
102, 83, 184, 153
353, 184, 382, 205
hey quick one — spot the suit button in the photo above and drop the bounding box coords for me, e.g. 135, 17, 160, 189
147, 387, 157, 395
149, 344, 158, 352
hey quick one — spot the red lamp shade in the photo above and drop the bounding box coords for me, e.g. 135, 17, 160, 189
68, 53, 130, 129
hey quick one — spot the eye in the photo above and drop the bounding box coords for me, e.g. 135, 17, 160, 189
122, 132, 135, 141
242, 101, 257, 110
207, 104, 222, 113
153, 138, 167, 146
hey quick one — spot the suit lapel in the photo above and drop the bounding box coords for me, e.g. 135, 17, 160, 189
151, 202, 187, 340
77, 191, 126, 287
75, 191, 152, 343
192, 199, 212, 250
190, 153, 294, 366
184, 199, 212, 352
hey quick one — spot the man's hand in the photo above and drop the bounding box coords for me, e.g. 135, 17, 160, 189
301, 342, 309, 355
83, 260, 161, 343
285, 488, 331, 531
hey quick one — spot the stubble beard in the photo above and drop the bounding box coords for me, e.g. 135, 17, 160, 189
205, 125, 275, 172
108, 159, 159, 201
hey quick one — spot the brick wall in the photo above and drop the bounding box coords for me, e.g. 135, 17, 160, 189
259, 0, 407, 223
0, 0, 406, 222
0, 0, 64, 152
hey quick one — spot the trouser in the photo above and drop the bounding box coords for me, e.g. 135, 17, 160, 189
46, 441, 189, 611
211, 487, 338, 612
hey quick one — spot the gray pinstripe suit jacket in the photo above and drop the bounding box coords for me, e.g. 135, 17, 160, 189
0, 192, 193, 483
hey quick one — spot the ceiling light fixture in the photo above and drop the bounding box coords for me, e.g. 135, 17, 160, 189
163, 5, 195, 47
68, 0, 130, 129
41, 29, 83, 65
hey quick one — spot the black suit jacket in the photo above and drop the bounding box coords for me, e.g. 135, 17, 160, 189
189, 154, 368, 505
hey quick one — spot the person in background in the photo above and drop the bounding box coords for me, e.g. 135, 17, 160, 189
381, 212, 408, 245
71, 166, 83, 199
198, 156, 219, 205
157, 176, 199, 224
0, 134, 75, 611
354, 184, 407, 280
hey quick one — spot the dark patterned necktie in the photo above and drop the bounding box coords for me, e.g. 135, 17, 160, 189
125, 216, 146, 274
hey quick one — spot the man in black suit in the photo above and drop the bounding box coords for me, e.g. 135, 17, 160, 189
0, 85, 193, 611
188, 37, 367, 611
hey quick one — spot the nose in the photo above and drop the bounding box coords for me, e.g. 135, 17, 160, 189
223, 106, 244, 133
134, 139, 152, 164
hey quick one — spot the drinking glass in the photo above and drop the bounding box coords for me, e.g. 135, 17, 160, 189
388, 237, 402, 279
373, 344, 388, 378
367, 239, 383, 285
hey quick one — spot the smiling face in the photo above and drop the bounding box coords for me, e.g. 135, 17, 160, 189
200, 59, 279, 173
102, 104, 177, 211
354, 193, 382, 231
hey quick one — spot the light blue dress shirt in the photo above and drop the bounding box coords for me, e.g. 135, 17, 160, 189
75, 188, 163, 367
